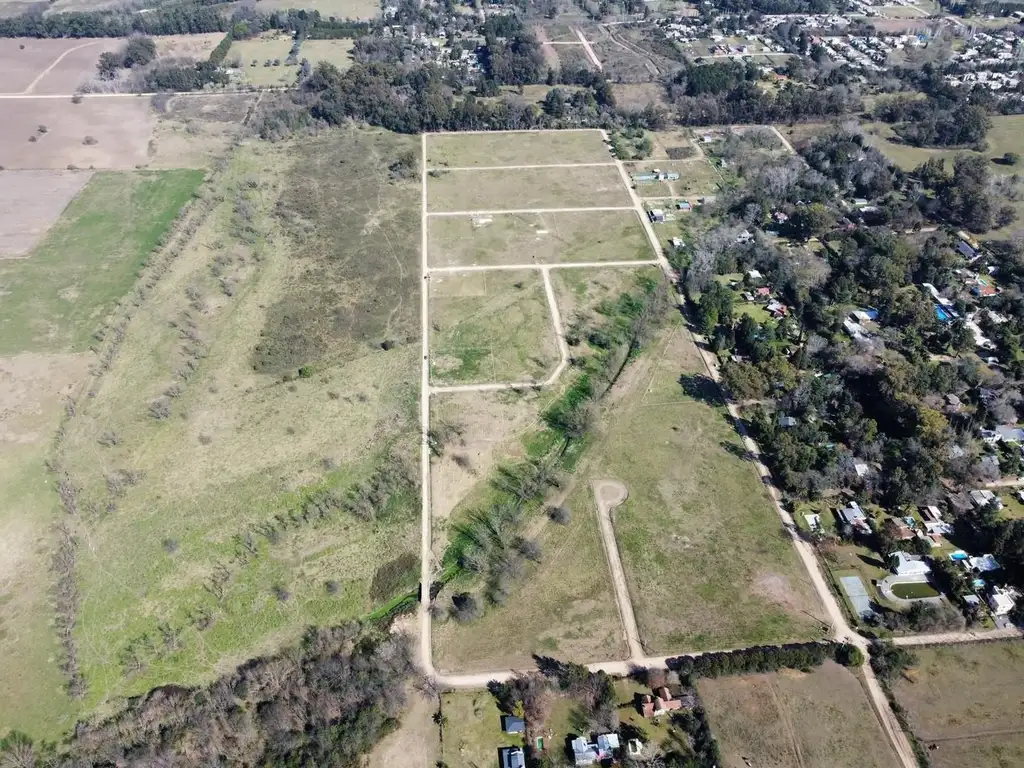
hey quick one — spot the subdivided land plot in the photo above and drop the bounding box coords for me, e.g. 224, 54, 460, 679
429, 270, 559, 385
426, 165, 630, 213
426, 129, 611, 168
427, 209, 653, 268
892, 642, 1024, 768
589, 316, 825, 652
699, 661, 901, 768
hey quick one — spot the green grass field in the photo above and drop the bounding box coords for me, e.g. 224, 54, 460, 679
51, 130, 422, 714
862, 116, 1024, 173
603, 316, 825, 652
426, 130, 611, 168
228, 34, 299, 86
0, 170, 202, 356
430, 270, 558, 385
426, 165, 630, 212
427, 210, 653, 268
441, 691, 524, 768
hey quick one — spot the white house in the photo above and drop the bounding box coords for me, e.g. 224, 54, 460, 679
890, 552, 931, 578
988, 586, 1017, 616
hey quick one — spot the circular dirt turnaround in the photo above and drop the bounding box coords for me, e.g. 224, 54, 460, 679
595, 479, 628, 510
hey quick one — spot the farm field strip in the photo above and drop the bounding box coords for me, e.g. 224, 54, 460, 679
425, 161, 617, 171
427, 206, 634, 216
428, 259, 659, 273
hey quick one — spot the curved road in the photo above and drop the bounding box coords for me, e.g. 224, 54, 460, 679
592, 479, 644, 660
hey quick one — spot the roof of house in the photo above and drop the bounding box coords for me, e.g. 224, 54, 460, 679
597, 733, 620, 751
571, 737, 599, 765
996, 425, 1024, 442
500, 747, 526, 768
969, 553, 1000, 572
890, 551, 931, 576
989, 590, 1015, 614
501, 715, 526, 734
958, 240, 977, 257
838, 502, 866, 523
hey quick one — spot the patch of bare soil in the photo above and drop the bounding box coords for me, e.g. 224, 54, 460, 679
0, 170, 92, 257
366, 688, 441, 768
0, 97, 155, 170
430, 389, 543, 520
0, 352, 89, 447
752, 571, 806, 616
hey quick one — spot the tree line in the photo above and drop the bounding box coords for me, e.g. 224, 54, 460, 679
0, 624, 413, 766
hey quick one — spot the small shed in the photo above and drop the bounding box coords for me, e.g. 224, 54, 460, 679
501, 715, 526, 734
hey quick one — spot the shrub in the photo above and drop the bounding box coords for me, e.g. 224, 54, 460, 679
548, 505, 571, 525
272, 583, 291, 602
298, 365, 314, 378
37, 124, 48, 134
833, 643, 864, 667
325, 580, 340, 595
161, 538, 179, 554
83, 136, 98, 146
148, 398, 172, 420
451, 592, 482, 622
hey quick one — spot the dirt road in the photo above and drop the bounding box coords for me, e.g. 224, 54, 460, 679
592, 479, 644, 660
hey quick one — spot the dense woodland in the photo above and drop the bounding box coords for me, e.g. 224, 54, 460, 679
0, 624, 413, 766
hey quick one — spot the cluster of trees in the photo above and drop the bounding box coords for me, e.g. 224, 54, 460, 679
874, 92, 992, 148
96, 35, 156, 78
296, 61, 640, 135
0, 5, 231, 37
672, 81, 861, 126
915, 154, 1017, 233
667, 641, 861, 678
0, 624, 412, 766
0, 4, 370, 39
479, 14, 545, 85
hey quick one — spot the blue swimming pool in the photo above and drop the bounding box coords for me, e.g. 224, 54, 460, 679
935, 306, 953, 322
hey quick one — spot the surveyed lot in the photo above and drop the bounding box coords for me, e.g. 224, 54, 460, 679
427, 165, 629, 212
430, 389, 626, 672
440, 690, 524, 768
229, 34, 299, 86
0, 97, 156, 169
0, 169, 202, 355
625, 159, 721, 200
0, 38, 120, 94
597, 316, 824, 652
430, 269, 558, 385
426, 129, 612, 168
893, 642, 1024, 768
427, 210, 653, 268
700, 661, 900, 768
0, 170, 92, 257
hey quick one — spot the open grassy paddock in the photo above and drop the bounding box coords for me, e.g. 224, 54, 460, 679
0, 169, 203, 355
0, 37, 121, 95
228, 33, 299, 87
699, 661, 900, 768
862, 116, 1024, 173
427, 165, 630, 212
36, 128, 423, 717
599, 315, 825, 652
300, 38, 356, 70
426, 130, 612, 168
893, 642, 1024, 768
429, 269, 558, 385
440, 690, 524, 768
0, 170, 92, 258
427, 210, 653, 268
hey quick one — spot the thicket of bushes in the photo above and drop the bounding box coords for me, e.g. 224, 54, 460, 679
0, 624, 412, 766
668, 641, 863, 678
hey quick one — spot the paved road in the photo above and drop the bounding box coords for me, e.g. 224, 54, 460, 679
592, 480, 644, 660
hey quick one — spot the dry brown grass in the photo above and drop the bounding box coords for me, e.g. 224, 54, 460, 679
0, 170, 92, 257
430, 390, 544, 521
892, 642, 1024, 767
151, 33, 225, 60
427, 210, 653, 268
426, 130, 611, 168
147, 93, 257, 170
0, 352, 91, 737
699, 661, 900, 768
0, 38, 120, 95
367, 688, 441, 768
426, 165, 629, 212
0, 97, 155, 170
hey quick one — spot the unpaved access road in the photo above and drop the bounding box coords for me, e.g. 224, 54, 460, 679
592, 479, 644, 660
